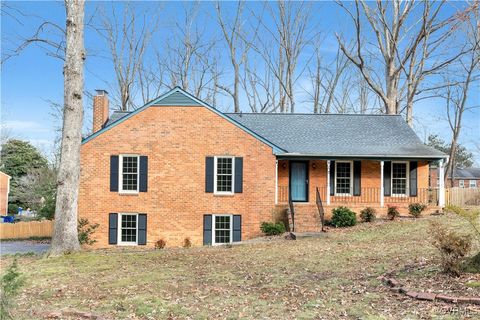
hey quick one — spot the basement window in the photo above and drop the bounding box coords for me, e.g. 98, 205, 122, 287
119, 214, 137, 245
213, 215, 232, 245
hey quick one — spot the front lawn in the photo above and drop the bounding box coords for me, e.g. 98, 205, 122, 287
2, 214, 479, 319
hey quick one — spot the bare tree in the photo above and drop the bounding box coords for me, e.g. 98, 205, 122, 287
161, 3, 217, 101
336, 1, 461, 125
50, 0, 86, 255
443, 5, 479, 184
97, 2, 158, 111
251, 1, 311, 113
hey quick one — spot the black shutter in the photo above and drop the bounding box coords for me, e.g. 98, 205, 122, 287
110, 155, 119, 192
384, 161, 391, 196
410, 161, 418, 197
108, 213, 118, 245
203, 215, 212, 245
234, 157, 243, 193
205, 157, 214, 193
138, 214, 147, 245
353, 161, 361, 196
233, 215, 241, 242
330, 161, 335, 196
139, 156, 148, 192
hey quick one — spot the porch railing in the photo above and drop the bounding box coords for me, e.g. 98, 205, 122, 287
278, 186, 439, 206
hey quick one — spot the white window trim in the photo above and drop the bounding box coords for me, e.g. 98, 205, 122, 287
459, 180, 465, 188
213, 156, 235, 195
334, 160, 353, 196
118, 213, 138, 246
119, 154, 140, 194
212, 214, 233, 246
391, 161, 409, 197
470, 180, 477, 188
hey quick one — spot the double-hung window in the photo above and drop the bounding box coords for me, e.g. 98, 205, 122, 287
214, 156, 234, 194
119, 213, 137, 245
470, 180, 477, 188
392, 162, 408, 196
120, 155, 139, 193
459, 180, 465, 188
335, 161, 352, 195
213, 215, 232, 245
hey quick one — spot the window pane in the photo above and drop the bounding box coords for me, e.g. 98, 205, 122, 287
216, 158, 233, 192
214, 216, 231, 244
120, 214, 137, 243
336, 162, 351, 194
122, 156, 138, 191
392, 163, 407, 194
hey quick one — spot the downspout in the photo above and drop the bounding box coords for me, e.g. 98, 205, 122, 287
275, 160, 278, 205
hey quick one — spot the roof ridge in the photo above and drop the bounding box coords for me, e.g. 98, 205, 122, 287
225, 113, 401, 116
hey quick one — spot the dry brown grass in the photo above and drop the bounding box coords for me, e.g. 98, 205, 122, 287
1, 214, 479, 319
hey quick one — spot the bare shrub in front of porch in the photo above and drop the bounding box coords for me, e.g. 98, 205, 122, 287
387, 205, 400, 220
408, 203, 427, 218
359, 207, 376, 222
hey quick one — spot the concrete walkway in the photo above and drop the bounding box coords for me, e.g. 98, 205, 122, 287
0, 241, 50, 255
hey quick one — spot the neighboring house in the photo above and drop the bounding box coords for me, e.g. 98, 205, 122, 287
0, 171, 11, 215
430, 167, 480, 188
79, 87, 447, 248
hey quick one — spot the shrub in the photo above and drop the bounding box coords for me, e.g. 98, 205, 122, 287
77, 218, 99, 245
408, 203, 427, 218
183, 237, 192, 248
155, 239, 166, 249
260, 221, 286, 236
387, 205, 400, 220
331, 207, 357, 227
0, 259, 24, 320
430, 222, 471, 276
359, 207, 376, 223
7, 204, 18, 215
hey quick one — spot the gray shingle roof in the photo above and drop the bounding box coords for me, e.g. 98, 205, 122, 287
226, 113, 446, 159
451, 168, 480, 179
105, 111, 130, 127
100, 109, 445, 159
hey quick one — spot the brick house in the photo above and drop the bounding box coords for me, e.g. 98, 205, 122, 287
430, 167, 480, 188
79, 87, 447, 248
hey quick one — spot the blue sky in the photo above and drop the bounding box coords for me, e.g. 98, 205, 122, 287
1, 1, 479, 163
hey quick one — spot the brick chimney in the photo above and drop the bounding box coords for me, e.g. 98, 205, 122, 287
93, 89, 109, 133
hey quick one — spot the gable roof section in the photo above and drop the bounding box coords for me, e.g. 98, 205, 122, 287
82, 87, 285, 153
226, 113, 446, 159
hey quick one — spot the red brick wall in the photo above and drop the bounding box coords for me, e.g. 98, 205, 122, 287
79, 106, 276, 248
93, 94, 109, 133
0, 172, 10, 215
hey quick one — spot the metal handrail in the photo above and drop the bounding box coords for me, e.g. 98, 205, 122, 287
316, 187, 326, 232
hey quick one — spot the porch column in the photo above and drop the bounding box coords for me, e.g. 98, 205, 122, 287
326, 160, 331, 205
380, 160, 384, 208
439, 159, 445, 207
275, 160, 278, 205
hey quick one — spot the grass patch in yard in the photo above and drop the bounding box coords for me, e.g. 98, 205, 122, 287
2, 214, 479, 319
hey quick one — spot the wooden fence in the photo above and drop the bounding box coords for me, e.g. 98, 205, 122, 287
446, 188, 480, 207
0, 220, 54, 240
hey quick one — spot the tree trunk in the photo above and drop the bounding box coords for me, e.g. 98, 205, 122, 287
50, 0, 85, 255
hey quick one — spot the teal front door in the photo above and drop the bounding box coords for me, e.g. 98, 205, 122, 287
290, 161, 308, 202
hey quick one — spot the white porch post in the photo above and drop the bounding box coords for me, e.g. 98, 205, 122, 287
380, 160, 384, 208
439, 159, 445, 207
275, 160, 278, 205
326, 160, 331, 205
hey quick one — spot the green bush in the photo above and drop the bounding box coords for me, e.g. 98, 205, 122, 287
430, 222, 471, 276
260, 221, 286, 235
331, 207, 357, 227
7, 204, 18, 215
77, 218, 99, 245
408, 203, 427, 218
387, 205, 400, 220
0, 259, 24, 320
359, 207, 376, 223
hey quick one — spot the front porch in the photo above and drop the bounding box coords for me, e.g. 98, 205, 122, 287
275, 159, 445, 232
